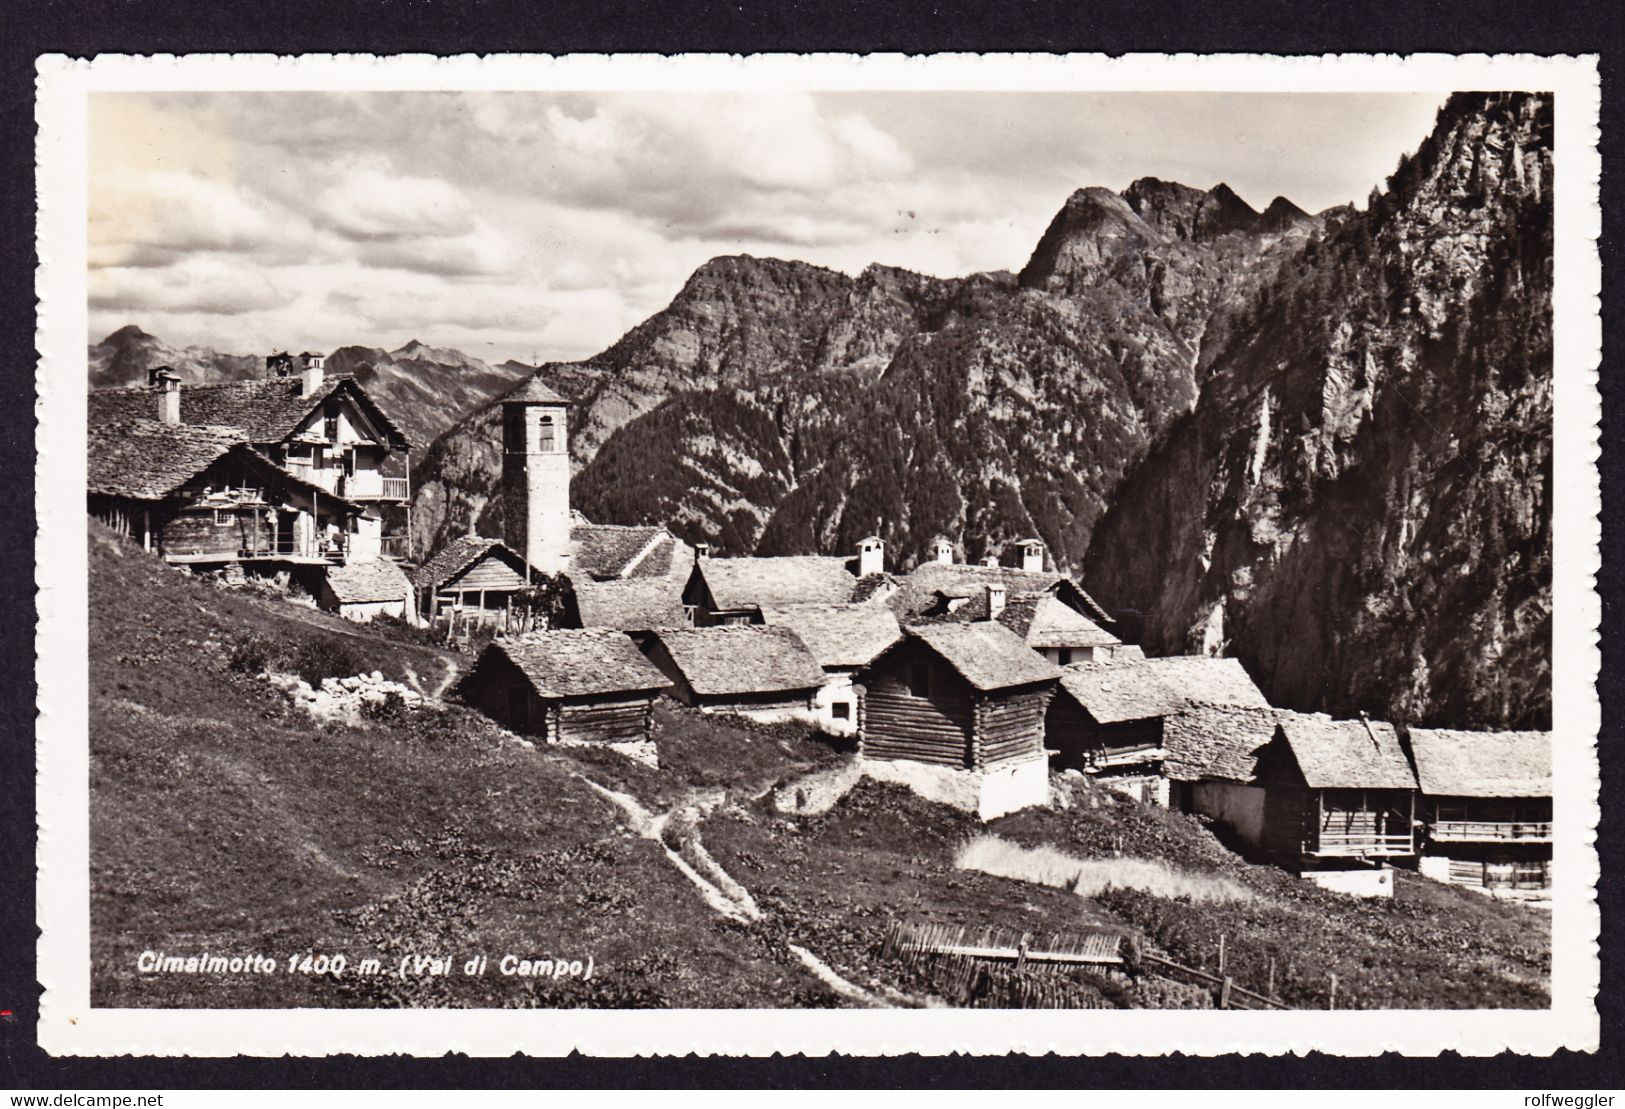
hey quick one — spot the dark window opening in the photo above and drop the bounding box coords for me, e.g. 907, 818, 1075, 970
908, 663, 931, 698
1057, 648, 1073, 666
538, 415, 556, 452
323, 403, 339, 441
832, 702, 851, 720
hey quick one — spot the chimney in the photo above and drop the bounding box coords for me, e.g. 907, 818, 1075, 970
695, 542, 712, 560
1020, 539, 1045, 573
931, 538, 954, 565
858, 536, 884, 577
152, 366, 181, 425
985, 583, 1006, 621
299, 352, 325, 396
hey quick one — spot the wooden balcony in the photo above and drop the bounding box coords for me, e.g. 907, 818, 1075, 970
379, 534, 412, 561
1305, 831, 1415, 858
335, 475, 410, 502
1430, 820, 1552, 843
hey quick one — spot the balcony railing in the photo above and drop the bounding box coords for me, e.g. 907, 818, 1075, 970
1306, 831, 1415, 858
380, 534, 412, 560
1431, 820, 1553, 843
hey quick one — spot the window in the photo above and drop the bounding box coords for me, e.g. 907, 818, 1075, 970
908, 663, 931, 698
538, 415, 556, 452
213, 509, 232, 527
831, 702, 851, 721
1057, 648, 1073, 666
682, 605, 699, 626
323, 404, 339, 441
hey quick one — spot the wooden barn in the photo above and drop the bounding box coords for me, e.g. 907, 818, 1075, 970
1046, 661, 1185, 803
856, 623, 1059, 818
759, 603, 902, 736
639, 625, 826, 725
457, 630, 670, 744
1194, 711, 1417, 897
411, 535, 539, 623
1406, 727, 1552, 898
319, 557, 418, 624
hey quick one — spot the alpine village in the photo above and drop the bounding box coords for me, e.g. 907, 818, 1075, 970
89, 92, 1555, 1010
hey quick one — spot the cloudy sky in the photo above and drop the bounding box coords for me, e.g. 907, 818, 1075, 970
89, 90, 1448, 365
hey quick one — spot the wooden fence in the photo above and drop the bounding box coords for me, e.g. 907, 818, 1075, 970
881, 920, 1300, 1010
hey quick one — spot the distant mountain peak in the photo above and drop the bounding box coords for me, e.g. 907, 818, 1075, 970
1259, 195, 1314, 233
101, 324, 155, 346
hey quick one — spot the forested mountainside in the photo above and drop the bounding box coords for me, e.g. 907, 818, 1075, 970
87, 329, 529, 453
1084, 92, 1553, 729
411, 185, 1318, 562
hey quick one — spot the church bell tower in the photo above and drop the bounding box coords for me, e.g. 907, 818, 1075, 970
500, 377, 573, 573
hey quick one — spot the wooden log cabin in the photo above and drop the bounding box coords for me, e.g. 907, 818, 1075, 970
1405, 727, 1553, 899
1046, 661, 1185, 803
638, 625, 826, 725
457, 630, 670, 745
1193, 711, 1417, 897
856, 623, 1060, 818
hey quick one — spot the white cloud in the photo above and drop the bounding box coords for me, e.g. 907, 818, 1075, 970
90, 89, 1449, 364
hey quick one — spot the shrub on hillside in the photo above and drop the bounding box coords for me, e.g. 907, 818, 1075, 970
289, 637, 368, 687
227, 634, 284, 675
367, 613, 443, 649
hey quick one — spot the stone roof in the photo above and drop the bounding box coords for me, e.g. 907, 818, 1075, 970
570, 524, 675, 580
483, 630, 669, 700
1055, 661, 1185, 724
901, 623, 1061, 692
647, 625, 826, 697
88, 375, 410, 449
889, 562, 1112, 624
324, 558, 413, 604
1406, 728, 1552, 798
1141, 656, 1271, 709
85, 418, 244, 500
999, 593, 1120, 648
850, 572, 900, 604
1162, 704, 1282, 783
758, 603, 902, 669
695, 555, 861, 610
411, 535, 532, 591
505, 374, 570, 404
572, 578, 689, 631
1277, 712, 1415, 790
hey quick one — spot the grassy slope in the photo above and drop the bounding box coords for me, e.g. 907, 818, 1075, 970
90, 523, 1549, 1009
701, 778, 1550, 1009
89, 526, 823, 1007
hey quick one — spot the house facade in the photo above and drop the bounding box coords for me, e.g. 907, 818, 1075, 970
1406, 727, 1553, 900
1046, 662, 1185, 804
89, 356, 415, 562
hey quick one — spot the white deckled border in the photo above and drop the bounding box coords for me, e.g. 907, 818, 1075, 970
34, 51, 1602, 1058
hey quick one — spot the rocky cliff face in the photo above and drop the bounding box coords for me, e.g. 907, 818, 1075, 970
1083, 92, 1553, 728
415, 182, 1310, 565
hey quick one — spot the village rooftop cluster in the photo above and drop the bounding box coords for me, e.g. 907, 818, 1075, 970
87, 355, 1554, 901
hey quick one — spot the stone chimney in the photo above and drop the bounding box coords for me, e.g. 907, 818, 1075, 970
1019, 538, 1045, 573
299, 352, 325, 396
931, 538, 954, 565
695, 542, 712, 560
858, 536, 884, 577
985, 583, 1006, 621
151, 366, 181, 426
